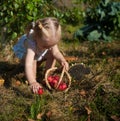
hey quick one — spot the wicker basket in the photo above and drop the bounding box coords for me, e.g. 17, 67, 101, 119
45, 66, 71, 92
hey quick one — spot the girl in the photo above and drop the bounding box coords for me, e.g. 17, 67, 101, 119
13, 17, 69, 93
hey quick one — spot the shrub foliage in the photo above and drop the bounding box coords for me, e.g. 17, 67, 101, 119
0, 0, 54, 43
74, 0, 120, 41
0, 0, 83, 44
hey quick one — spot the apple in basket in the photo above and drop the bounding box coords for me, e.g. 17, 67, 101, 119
58, 82, 67, 91
48, 75, 67, 91
48, 75, 59, 87
47, 76, 53, 83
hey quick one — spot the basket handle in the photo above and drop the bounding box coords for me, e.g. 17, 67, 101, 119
57, 66, 72, 92
55, 66, 65, 89
45, 67, 57, 90
45, 59, 72, 92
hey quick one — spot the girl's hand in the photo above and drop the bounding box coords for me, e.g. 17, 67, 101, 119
30, 82, 42, 94
61, 61, 69, 71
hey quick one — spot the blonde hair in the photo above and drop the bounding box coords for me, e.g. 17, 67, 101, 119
32, 17, 61, 47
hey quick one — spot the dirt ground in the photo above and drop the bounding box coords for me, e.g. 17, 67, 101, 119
0, 40, 120, 121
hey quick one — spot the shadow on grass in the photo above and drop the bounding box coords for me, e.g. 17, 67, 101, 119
66, 47, 120, 59
0, 61, 24, 88
0, 61, 45, 88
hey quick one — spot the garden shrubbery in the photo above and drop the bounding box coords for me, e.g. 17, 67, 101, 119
74, 0, 120, 41
0, 0, 83, 44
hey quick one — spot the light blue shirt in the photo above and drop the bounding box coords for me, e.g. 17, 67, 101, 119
13, 34, 48, 61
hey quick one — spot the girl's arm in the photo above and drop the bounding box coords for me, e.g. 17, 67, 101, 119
25, 48, 36, 84
51, 45, 69, 71
25, 48, 41, 93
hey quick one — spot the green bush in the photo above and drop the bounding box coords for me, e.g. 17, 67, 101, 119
0, 0, 52, 43
0, 0, 84, 45
74, 0, 120, 41
1, 0, 108, 45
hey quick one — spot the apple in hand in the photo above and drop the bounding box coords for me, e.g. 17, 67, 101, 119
38, 88, 44, 95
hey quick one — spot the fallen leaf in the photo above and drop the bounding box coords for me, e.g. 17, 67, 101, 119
80, 89, 86, 96
25, 80, 29, 85
15, 80, 21, 86
46, 111, 52, 118
65, 56, 78, 62
28, 119, 35, 121
37, 112, 44, 119
0, 78, 5, 86
85, 106, 92, 115
14, 58, 20, 63
111, 115, 120, 121
102, 51, 106, 55
87, 115, 91, 121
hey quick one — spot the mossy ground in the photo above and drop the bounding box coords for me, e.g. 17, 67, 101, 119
0, 33, 120, 121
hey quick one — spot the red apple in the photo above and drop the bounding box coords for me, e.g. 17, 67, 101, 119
52, 79, 58, 87
53, 75, 60, 80
58, 82, 67, 91
49, 81, 54, 87
48, 76, 53, 82
48, 75, 64, 89
52, 79, 58, 84
38, 88, 44, 95
62, 83, 67, 89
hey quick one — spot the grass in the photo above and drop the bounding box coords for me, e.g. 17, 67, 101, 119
0, 33, 120, 121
